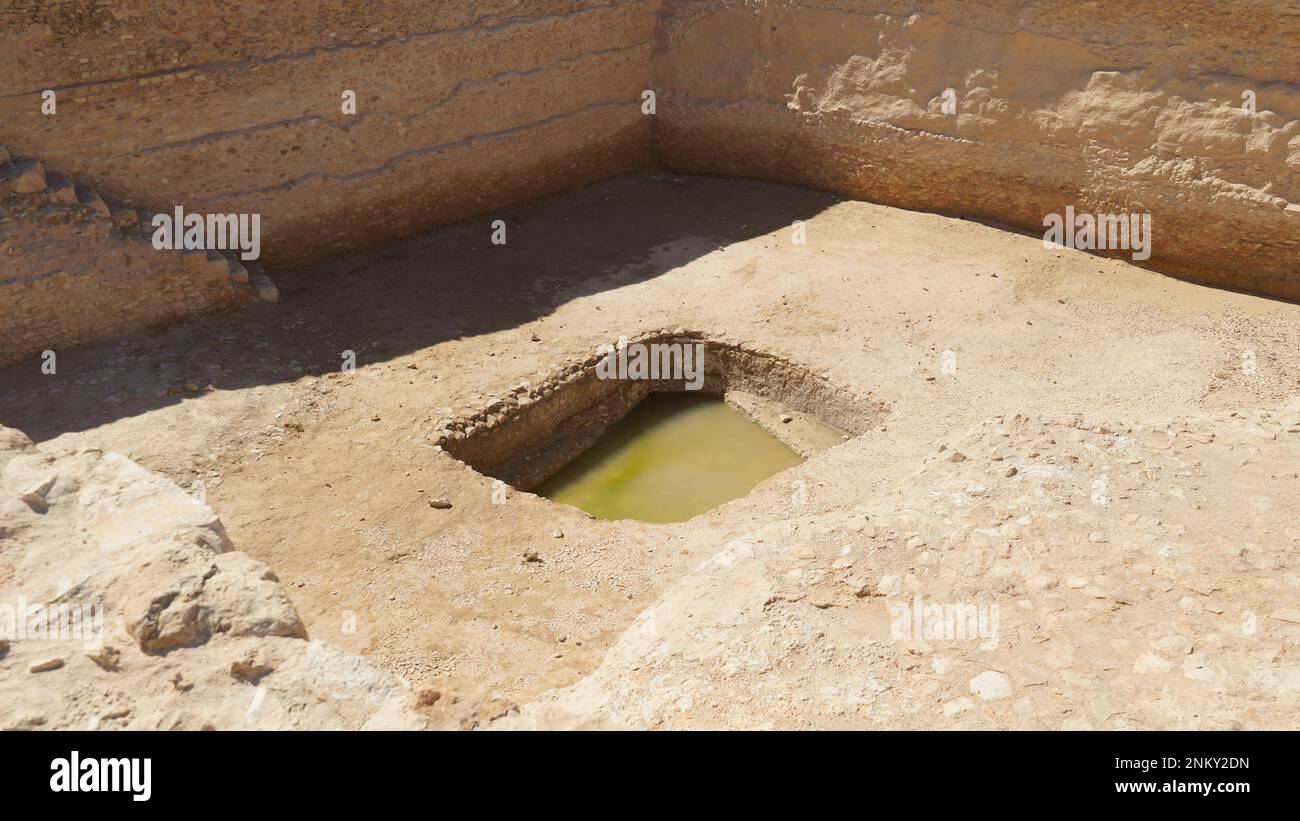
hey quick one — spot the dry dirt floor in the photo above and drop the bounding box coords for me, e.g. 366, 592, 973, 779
2, 171, 1297, 729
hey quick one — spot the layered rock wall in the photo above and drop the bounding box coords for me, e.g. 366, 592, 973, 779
0, 0, 1296, 365
0, 144, 266, 366
652, 0, 1300, 298
0, 0, 656, 269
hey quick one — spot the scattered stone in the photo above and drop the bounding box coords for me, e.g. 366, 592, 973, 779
230, 656, 274, 681
1004, 466, 1018, 477
780, 414, 793, 423
844, 576, 872, 597
969, 670, 1013, 700
876, 575, 904, 595
30, 658, 65, 674
942, 697, 974, 716
523, 550, 541, 562
19, 475, 57, 509
551, 529, 564, 539
948, 451, 967, 463
427, 498, 452, 509
1087, 530, 1108, 543
85, 645, 121, 671
416, 688, 442, 706
12, 163, 47, 194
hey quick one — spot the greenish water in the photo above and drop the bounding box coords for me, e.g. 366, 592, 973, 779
536, 393, 803, 523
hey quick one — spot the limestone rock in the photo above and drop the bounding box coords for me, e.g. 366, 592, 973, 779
969, 671, 1013, 701
0, 425, 422, 730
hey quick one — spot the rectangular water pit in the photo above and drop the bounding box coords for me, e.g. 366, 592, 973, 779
535, 393, 802, 523
434, 332, 886, 522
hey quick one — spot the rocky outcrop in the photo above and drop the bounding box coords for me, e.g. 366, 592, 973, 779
652, 0, 1300, 299
0, 144, 273, 366
0, 425, 423, 730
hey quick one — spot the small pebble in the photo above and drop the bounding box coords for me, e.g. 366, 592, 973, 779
30, 658, 65, 674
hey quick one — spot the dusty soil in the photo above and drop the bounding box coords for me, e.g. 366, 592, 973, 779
2, 171, 1297, 728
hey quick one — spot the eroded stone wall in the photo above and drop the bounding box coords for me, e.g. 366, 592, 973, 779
0, 147, 265, 366
0, 0, 1296, 365
0, 0, 656, 269
652, 0, 1300, 299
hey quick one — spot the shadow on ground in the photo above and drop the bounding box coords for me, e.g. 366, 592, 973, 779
0, 171, 841, 442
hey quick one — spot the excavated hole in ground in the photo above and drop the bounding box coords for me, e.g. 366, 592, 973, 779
436, 332, 887, 522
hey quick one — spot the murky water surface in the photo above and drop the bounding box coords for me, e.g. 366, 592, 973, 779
537, 393, 802, 523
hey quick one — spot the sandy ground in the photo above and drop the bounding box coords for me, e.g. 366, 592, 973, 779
2, 171, 1297, 728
